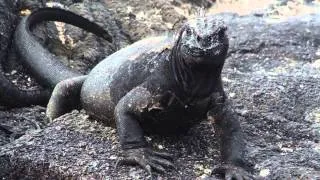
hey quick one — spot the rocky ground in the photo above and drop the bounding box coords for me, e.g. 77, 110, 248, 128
1, 0, 320, 179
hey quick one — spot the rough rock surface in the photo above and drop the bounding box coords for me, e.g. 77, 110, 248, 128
103, 0, 189, 42
41, 0, 132, 73
2, 0, 131, 92
221, 14, 320, 178
0, 0, 19, 87
0, 0, 16, 63
1, 0, 320, 179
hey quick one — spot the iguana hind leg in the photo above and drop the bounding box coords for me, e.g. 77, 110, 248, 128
46, 75, 87, 121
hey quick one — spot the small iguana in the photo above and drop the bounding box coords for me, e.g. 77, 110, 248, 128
17, 8, 252, 179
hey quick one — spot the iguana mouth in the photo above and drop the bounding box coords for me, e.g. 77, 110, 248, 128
185, 46, 204, 57
184, 44, 225, 57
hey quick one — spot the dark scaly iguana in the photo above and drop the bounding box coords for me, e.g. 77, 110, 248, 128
18, 8, 252, 179
0, 7, 112, 107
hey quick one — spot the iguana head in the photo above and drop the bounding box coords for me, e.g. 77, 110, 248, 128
173, 16, 229, 66
170, 16, 229, 98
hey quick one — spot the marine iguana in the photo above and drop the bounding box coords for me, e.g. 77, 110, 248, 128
38, 12, 251, 179
14, 7, 251, 178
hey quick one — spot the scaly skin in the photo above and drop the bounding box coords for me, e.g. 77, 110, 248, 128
14, 7, 112, 89
1, 7, 112, 108
47, 15, 253, 179
0, 0, 50, 107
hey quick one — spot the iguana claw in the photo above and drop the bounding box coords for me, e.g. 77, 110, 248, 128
116, 147, 174, 175
211, 164, 254, 180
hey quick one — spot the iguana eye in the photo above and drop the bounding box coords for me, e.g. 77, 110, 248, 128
185, 27, 192, 36
218, 26, 227, 37
196, 35, 201, 42
221, 25, 227, 31
206, 36, 213, 43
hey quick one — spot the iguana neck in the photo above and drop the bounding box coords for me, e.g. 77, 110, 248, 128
169, 48, 223, 102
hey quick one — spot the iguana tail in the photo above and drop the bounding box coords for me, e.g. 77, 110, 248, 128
14, 7, 113, 88
0, 0, 50, 107
0, 69, 51, 107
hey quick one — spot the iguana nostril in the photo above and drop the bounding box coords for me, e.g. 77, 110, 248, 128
196, 35, 201, 42
220, 25, 227, 32
207, 36, 212, 43
199, 35, 212, 48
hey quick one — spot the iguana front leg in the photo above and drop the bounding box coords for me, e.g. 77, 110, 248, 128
208, 92, 253, 179
114, 86, 174, 174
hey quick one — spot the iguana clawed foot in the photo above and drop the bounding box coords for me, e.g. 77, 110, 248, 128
212, 164, 254, 180
116, 147, 175, 175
